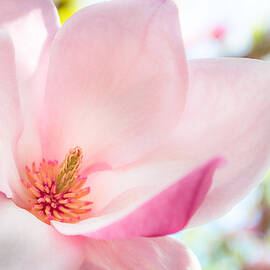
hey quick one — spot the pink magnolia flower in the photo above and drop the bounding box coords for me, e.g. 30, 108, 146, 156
0, 0, 270, 269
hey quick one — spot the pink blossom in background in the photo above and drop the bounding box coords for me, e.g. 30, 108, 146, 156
0, 0, 270, 269
243, 262, 270, 270
178, 0, 270, 58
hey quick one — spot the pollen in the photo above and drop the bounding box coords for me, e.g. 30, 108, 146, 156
21, 147, 92, 224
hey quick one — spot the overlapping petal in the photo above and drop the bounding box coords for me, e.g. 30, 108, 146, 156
0, 32, 20, 149
0, 31, 22, 198
0, 194, 84, 270
152, 58, 270, 227
0, 193, 201, 270
41, 0, 188, 168
0, 0, 60, 179
0, 0, 60, 84
52, 158, 223, 238
81, 237, 201, 270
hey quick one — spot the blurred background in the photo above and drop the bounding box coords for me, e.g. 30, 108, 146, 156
53, 1, 270, 269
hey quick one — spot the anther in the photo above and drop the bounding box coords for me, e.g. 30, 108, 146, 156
21, 147, 92, 224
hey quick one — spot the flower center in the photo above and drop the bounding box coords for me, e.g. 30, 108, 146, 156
21, 147, 92, 224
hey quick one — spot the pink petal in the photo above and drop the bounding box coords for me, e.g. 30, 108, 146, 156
81, 237, 201, 270
41, 0, 187, 168
1, 193, 200, 270
0, 0, 60, 176
0, 0, 60, 84
0, 195, 84, 269
0, 31, 22, 198
156, 58, 270, 227
52, 158, 223, 238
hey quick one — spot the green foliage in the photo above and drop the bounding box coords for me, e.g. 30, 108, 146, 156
53, 0, 78, 23
252, 27, 265, 45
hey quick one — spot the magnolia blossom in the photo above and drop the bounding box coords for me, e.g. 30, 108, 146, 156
0, 0, 270, 269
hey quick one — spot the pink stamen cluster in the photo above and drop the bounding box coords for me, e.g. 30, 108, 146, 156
21, 147, 92, 224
